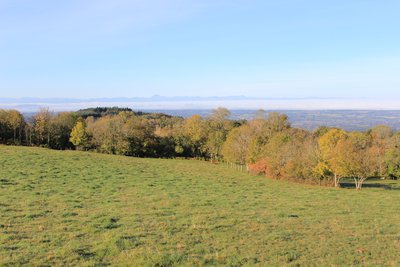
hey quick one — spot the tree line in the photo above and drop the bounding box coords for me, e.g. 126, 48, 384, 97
1, 107, 399, 189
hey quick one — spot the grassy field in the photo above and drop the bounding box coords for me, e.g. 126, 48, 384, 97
0, 146, 399, 266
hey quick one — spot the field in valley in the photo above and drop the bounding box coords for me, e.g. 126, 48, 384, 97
0, 146, 399, 266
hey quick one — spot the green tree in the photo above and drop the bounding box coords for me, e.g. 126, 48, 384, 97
49, 112, 77, 149
0, 109, 13, 143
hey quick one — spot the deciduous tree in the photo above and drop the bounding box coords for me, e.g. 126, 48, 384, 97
222, 124, 253, 166
7, 110, 24, 143
70, 120, 89, 150
318, 129, 347, 187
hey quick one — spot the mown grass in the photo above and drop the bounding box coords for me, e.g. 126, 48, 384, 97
0, 146, 399, 266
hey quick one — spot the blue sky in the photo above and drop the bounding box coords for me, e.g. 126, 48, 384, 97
1, 0, 399, 98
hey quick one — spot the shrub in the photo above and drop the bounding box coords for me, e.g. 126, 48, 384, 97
248, 159, 267, 175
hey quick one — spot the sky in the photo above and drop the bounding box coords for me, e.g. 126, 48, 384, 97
1, 0, 400, 99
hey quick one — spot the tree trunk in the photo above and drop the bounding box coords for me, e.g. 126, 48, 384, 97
353, 177, 359, 190
354, 176, 365, 190
18, 127, 22, 143
334, 173, 341, 187
359, 177, 366, 190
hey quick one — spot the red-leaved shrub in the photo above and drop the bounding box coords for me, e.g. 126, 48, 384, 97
248, 159, 267, 175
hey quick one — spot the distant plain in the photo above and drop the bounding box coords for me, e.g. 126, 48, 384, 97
147, 110, 400, 131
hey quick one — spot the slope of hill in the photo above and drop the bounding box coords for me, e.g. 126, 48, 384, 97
0, 146, 399, 266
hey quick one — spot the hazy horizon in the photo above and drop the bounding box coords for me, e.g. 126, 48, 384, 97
2, 95, 400, 112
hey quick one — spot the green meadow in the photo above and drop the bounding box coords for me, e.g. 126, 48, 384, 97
0, 146, 399, 266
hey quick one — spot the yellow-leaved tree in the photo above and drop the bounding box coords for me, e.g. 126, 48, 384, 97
317, 128, 347, 187
8, 110, 24, 143
70, 120, 89, 150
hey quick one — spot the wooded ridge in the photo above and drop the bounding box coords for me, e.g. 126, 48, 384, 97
1, 107, 398, 189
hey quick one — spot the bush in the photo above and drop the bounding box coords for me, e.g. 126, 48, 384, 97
248, 159, 267, 175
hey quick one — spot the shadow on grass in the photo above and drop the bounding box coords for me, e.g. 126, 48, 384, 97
340, 180, 400, 190
0, 178, 16, 185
